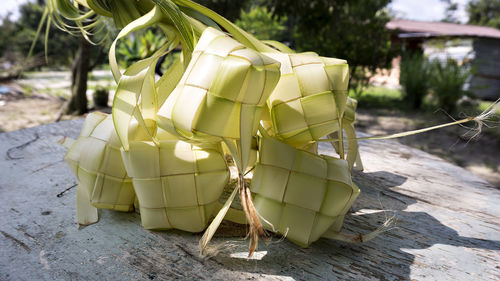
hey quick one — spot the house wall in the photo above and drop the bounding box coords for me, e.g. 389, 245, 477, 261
423, 38, 474, 62
422, 37, 499, 100
373, 35, 499, 100
471, 38, 500, 100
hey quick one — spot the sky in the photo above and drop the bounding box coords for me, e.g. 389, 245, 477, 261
1, 0, 470, 23
1, 0, 30, 20
390, 0, 470, 23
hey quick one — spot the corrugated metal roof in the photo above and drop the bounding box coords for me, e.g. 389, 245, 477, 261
387, 19, 500, 39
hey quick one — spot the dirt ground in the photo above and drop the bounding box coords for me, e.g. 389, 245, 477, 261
0, 83, 65, 133
355, 108, 500, 188
1, 82, 499, 187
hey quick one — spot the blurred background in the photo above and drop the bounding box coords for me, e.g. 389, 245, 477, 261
0, 0, 498, 186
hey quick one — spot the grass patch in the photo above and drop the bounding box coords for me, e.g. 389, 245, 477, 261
479, 101, 500, 140
479, 101, 500, 115
23, 86, 33, 97
43, 88, 70, 99
87, 83, 115, 92
351, 87, 499, 119
350, 86, 403, 109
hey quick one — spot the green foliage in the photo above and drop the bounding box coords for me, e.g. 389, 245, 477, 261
349, 86, 403, 109
235, 6, 287, 41
467, 0, 500, 29
349, 67, 371, 98
441, 0, 460, 23
479, 101, 500, 115
0, 16, 17, 57
93, 86, 109, 107
193, 0, 250, 21
400, 54, 430, 109
116, 29, 167, 67
398, 54, 471, 113
265, 0, 397, 76
429, 59, 471, 113
0, 2, 79, 67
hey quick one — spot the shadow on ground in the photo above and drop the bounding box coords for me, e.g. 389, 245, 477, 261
200, 170, 500, 280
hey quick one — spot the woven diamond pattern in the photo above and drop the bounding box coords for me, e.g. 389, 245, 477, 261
65, 112, 135, 212
157, 27, 280, 142
250, 137, 360, 247
121, 140, 229, 232
263, 52, 349, 147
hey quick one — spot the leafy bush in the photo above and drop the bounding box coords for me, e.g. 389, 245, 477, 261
235, 6, 287, 41
429, 58, 471, 113
93, 86, 109, 107
116, 29, 167, 68
266, 0, 397, 82
399, 54, 430, 109
0, 2, 79, 68
349, 86, 403, 109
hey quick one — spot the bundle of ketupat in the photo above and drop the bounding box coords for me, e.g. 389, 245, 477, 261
157, 26, 280, 173
155, 27, 282, 250
47, 0, 496, 257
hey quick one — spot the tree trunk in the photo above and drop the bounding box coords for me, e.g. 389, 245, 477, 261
66, 36, 91, 115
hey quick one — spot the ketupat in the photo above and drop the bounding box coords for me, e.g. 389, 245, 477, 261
263, 52, 349, 149
121, 139, 230, 232
45, 0, 490, 257
259, 49, 363, 169
47, 0, 363, 252
251, 136, 359, 247
64, 112, 135, 225
157, 27, 280, 163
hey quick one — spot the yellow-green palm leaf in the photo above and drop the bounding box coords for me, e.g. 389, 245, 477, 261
250, 136, 360, 247
157, 27, 280, 171
65, 112, 136, 225
263, 52, 349, 148
121, 140, 229, 232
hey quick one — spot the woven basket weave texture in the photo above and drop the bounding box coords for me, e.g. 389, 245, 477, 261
263, 52, 349, 148
65, 112, 135, 212
157, 28, 281, 143
250, 137, 360, 247
121, 140, 230, 232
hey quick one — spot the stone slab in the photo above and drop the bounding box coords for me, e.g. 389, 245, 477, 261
0, 120, 499, 280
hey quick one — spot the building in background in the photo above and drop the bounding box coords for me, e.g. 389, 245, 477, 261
387, 19, 500, 100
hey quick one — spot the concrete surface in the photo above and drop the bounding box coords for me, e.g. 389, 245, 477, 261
0, 120, 499, 280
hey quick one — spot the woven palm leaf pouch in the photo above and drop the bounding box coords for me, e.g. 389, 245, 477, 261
64, 112, 136, 226
108, 36, 231, 233
251, 136, 359, 247
121, 139, 229, 232
260, 51, 363, 169
157, 27, 280, 171
263, 52, 349, 148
